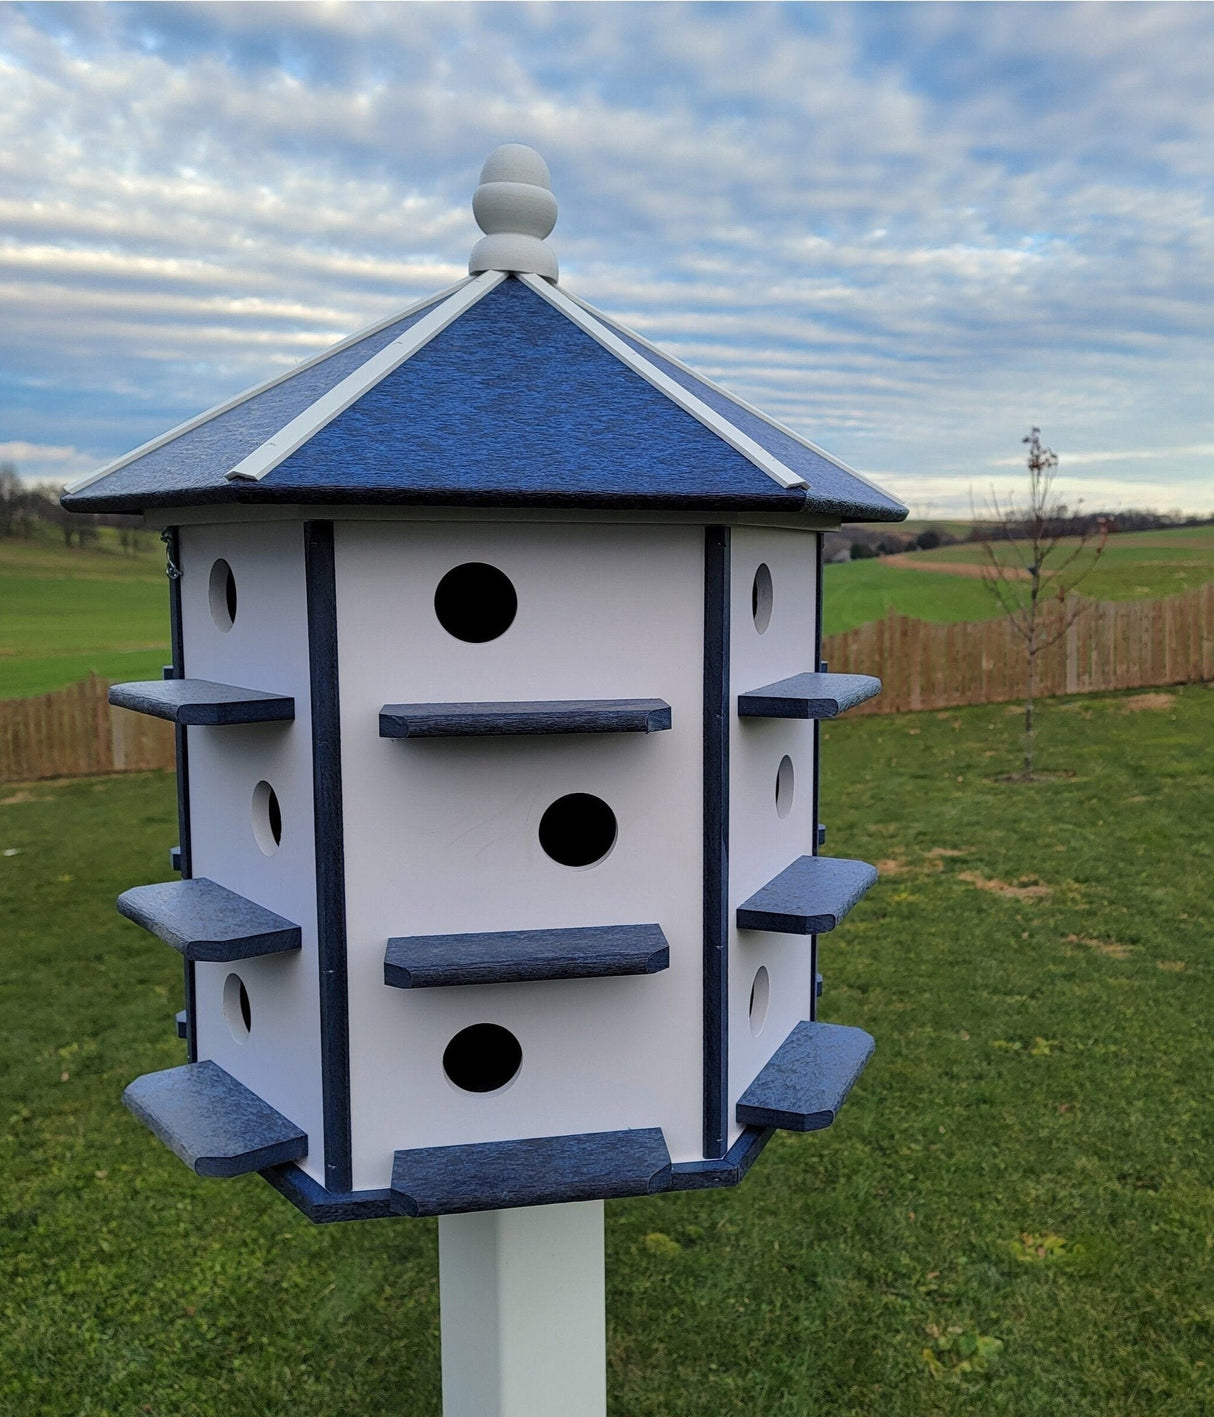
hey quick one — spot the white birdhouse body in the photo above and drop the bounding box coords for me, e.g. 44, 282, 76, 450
63, 147, 906, 1218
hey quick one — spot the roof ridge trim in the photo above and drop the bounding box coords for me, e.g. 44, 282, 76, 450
227, 271, 506, 483
63, 277, 475, 497
517, 274, 807, 493
563, 289, 903, 508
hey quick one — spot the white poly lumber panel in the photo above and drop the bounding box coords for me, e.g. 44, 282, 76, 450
727, 527, 821, 1149
439, 1202, 606, 1417
334, 521, 705, 1190
178, 522, 326, 1185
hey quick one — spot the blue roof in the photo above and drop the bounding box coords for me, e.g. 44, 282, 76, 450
63, 275, 906, 523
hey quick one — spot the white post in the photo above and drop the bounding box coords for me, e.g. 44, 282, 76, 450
438, 1200, 607, 1417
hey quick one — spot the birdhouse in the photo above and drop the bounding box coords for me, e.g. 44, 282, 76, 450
62, 146, 907, 1222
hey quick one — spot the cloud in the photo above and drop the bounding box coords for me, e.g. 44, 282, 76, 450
1, 2, 1212, 516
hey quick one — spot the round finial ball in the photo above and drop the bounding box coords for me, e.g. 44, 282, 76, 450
469, 143, 559, 281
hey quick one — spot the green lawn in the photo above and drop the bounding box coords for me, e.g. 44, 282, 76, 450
2, 686, 1211, 1414
0, 531, 170, 697
825, 525, 1214, 634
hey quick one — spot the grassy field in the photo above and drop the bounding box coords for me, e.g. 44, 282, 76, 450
0, 529, 170, 698
824, 525, 1214, 633
1, 685, 1211, 1415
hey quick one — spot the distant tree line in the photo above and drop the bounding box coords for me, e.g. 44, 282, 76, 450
825, 506, 1211, 563
0, 462, 148, 553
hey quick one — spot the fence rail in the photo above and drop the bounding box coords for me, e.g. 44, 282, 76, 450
823, 582, 1214, 714
0, 674, 175, 782
2, 584, 1213, 782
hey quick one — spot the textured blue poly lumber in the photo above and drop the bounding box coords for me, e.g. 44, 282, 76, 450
703, 526, 731, 1159
667, 1125, 774, 1191
123, 1060, 308, 1177
175, 1009, 187, 1040
108, 678, 295, 726
736, 855, 878, 934
379, 698, 671, 738
60, 294, 452, 513
384, 923, 669, 988
738, 672, 882, 720
587, 303, 907, 523
390, 1128, 673, 1217
117, 877, 301, 962
305, 521, 353, 1195
735, 1020, 875, 1131
261, 1163, 394, 1224
61, 278, 880, 518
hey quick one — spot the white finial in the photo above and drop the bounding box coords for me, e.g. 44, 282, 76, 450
469, 143, 559, 282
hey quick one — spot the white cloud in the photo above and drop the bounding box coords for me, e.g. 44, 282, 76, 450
1, 2, 1212, 517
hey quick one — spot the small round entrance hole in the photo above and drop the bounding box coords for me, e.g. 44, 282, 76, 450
749, 965, 770, 1037
538, 793, 617, 868
443, 1023, 522, 1094
775, 754, 795, 819
251, 780, 282, 856
434, 562, 517, 643
751, 563, 773, 634
208, 558, 238, 632
223, 972, 252, 1043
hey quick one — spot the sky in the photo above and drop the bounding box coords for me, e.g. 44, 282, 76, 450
2, 1, 1212, 519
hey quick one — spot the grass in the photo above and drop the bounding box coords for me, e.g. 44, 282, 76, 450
0, 529, 170, 697
2, 684, 1211, 1414
825, 525, 1214, 634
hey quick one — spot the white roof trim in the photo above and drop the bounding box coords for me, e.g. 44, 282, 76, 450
563, 288, 903, 507
227, 270, 505, 483
64, 277, 475, 496
518, 273, 807, 493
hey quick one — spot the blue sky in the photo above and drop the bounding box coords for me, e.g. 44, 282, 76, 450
2, 1, 1212, 517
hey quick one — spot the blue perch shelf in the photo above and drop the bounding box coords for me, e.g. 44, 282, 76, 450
118, 877, 301, 961
390, 1128, 673, 1216
123, 1060, 308, 1177
384, 923, 669, 988
737, 855, 878, 934
737, 671, 881, 719
736, 1021, 874, 1131
379, 698, 672, 738
108, 678, 295, 725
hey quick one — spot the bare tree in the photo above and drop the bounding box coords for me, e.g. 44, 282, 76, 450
979, 429, 1110, 779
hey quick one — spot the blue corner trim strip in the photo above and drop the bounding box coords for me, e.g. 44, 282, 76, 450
736, 856, 878, 935
735, 1020, 874, 1132
703, 525, 730, 1159
389, 1128, 673, 1217
738, 672, 881, 720
384, 923, 670, 988
175, 1008, 187, 1040
379, 698, 672, 738
165, 526, 197, 1061
117, 878, 302, 961
306, 521, 353, 1194
108, 678, 295, 725
123, 1060, 308, 1178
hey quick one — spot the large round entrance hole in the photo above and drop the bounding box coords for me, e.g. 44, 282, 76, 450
775, 754, 795, 819
251, 780, 282, 856
223, 972, 252, 1043
434, 562, 518, 643
208, 558, 238, 632
443, 1023, 522, 1094
751, 563, 773, 634
749, 965, 770, 1037
538, 793, 617, 868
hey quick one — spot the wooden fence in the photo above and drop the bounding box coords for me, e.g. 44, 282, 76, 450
823, 581, 1214, 715
2, 583, 1212, 782
0, 674, 175, 782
